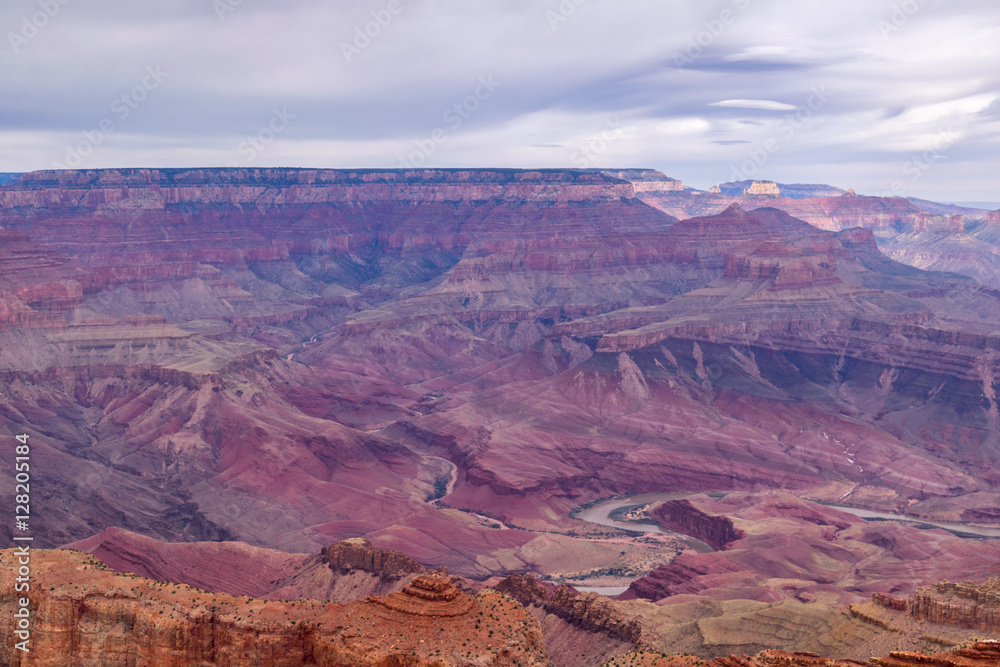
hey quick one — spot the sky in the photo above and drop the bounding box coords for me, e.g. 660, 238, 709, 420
1, 0, 999, 202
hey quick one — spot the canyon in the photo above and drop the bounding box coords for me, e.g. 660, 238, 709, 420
1, 167, 999, 664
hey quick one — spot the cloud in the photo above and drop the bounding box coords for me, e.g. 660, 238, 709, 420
709, 100, 799, 112
0, 0, 998, 199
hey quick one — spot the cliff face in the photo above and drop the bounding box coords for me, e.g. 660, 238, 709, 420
0, 168, 655, 214
0, 548, 552, 667
600, 170, 684, 193
651, 500, 742, 550
621, 494, 1000, 606
322, 538, 424, 579
63, 530, 432, 604
716, 181, 847, 199
5, 166, 1000, 625
493, 574, 644, 667
603, 642, 1000, 666
0, 167, 676, 336
909, 578, 1000, 633
494, 574, 642, 644
636, 187, 1000, 293
638, 189, 938, 233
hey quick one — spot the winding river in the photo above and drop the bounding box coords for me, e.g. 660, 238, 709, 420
822, 504, 1000, 538
574, 492, 716, 553
568, 493, 1000, 596
577, 493, 1000, 543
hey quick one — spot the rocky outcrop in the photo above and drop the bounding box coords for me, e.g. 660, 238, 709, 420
599, 169, 684, 193
371, 574, 474, 617
651, 500, 743, 550
745, 181, 781, 197
909, 578, 1000, 632
322, 538, 424, 579
848, 603, 898, 631
605, 643, 1000, 666
870, 643, 1000, 667
959, 507, 1000, 523
715, 181, 847, 199
0, 548, 552, 666
620, 494, 1000, 605
0, 167, 677, 334
872, 592, 908, 611
494, 574, 643, 644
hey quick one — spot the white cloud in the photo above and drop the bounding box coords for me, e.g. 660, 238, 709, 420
709, 100, 799, 112
0, 0, 999, 199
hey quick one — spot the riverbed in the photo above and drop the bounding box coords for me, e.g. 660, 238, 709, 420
574, 492, 716, 553
824, 504, 1000, 538
578, 492, 1000, 542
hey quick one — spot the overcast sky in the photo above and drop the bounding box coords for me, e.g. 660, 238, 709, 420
2, 0, 999, 201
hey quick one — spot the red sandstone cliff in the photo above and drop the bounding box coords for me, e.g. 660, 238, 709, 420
651, 500, 743, 550
0, 548, 552, 666
603, 642, 1000, 666
909, 578, 1000, 633
494, 574, 643, 643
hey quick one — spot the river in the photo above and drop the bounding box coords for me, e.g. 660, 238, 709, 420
568, 493, 1000, 597
577, 492, 1000, 542
823, 504, 1000, 538
574, 492, 716, 553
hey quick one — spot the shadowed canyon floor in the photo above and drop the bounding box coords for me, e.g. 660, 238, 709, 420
2, 168, 1000, 664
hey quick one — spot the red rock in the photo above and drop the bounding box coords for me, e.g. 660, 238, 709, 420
651, 500, 743, 550
620, 494, 1000, 606
3, 167, 1000, 615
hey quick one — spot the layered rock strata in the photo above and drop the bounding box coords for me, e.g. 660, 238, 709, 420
909, 578, 1000, 633
495, 574, 643, 643
371, 574, 474, 617
322, 538, 424, 579
651, 500, 743, 550
621, 494, 1000, 605
603, 642, 1000, 666
0, 548, 552, 666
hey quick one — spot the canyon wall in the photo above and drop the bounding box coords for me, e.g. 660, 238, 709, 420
909, 578, 1000, 633
494, 574, 643, 644
0, 548, 552, 666
651, 500, 743, 550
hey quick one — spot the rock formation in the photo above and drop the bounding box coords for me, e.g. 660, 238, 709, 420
621, 494, 1000, 606
493, 574, 645, 667
651, 500, 743, 550
495, 574, 642, 643
600, 169, 685, 193
0, 548, 552, 666
745, 181, 781, 196
909, 578, 1000, 633
603, 642, 1000, 666
63, 530, 440, 604
871, 593, 908, 612
371, 574, 474, 616
4, 167, 1000, 663
714, 181, 847, 199
322, 538, 424, 579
